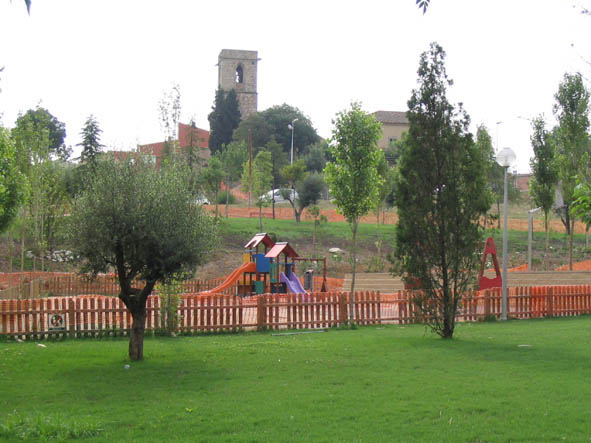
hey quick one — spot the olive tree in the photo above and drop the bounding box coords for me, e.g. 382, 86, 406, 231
70, 156, 217, 360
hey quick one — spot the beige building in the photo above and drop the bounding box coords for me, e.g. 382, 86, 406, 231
372, 111, 409, 150
217, 49, 259, 119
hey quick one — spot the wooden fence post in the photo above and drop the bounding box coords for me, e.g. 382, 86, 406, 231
547, 286, 553, 317
338, 292, 347, 326
68, 298, 76, 338
257, 296, 265, 331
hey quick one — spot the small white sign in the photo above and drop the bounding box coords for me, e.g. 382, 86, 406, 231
48, 313, 66, 331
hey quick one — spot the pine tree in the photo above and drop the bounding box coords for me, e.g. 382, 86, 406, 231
208, 88, 241, 155
394, 43, 490, 339
78, 115, 104, 165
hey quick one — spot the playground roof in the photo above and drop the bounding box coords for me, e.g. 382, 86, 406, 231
244, 233, 275, 250
265, 242, 299, 259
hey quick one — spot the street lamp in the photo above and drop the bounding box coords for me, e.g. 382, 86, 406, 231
288, 118, 299, 164
496, 147, 516, 321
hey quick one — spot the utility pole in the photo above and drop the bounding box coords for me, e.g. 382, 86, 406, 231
248, 129, 252, 210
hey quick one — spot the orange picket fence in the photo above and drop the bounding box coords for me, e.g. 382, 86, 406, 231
2, 286, 591, 339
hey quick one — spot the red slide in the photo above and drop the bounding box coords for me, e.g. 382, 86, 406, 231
205, 261, 256, 294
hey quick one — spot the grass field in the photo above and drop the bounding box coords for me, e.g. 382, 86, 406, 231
2, 318, 591, 441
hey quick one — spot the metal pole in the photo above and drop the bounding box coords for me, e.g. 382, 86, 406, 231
290, 124, 295, 165
502, 165, 509, 321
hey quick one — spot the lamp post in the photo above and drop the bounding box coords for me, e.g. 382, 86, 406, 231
496, 147, 516, 321
288, 118, 299, 165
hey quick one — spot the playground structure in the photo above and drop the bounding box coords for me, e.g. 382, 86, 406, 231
206, 233, 328, 296
478, 237, 502, 290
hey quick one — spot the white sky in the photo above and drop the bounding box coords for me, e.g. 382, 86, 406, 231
1, 0, 590, 172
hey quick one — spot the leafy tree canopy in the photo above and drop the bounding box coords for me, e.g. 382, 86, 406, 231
234, 104, 320, 158
12, 107, 69, 161
0, 128, 27, 233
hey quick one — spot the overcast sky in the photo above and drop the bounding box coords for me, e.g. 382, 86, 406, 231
1, 0, 590, 172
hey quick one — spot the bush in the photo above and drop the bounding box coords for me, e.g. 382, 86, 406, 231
216, 191, 236, 205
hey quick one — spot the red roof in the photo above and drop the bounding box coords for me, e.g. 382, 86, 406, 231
244, 233, 276, 250
136, 123, 211, 167
265, 242, 298, 259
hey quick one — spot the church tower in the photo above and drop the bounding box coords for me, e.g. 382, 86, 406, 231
217, 49, 258, 119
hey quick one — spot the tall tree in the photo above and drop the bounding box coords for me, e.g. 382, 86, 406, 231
529, 116, 558, 268
13, 107, 69, 161
394, 43, 490, 339
77, 115, 104, 165
553, 72, 590, 270
70, 156, 217, 360
208, 88, 241, 155
0, 128, 27, 233
233, 104, 320, 158
324, 102, 383, 324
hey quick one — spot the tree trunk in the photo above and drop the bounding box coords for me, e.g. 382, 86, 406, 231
569, 219, 575, 271
225, 175, 229, 219
544, 210, 550, 271
129, 307, 146, 361
496, 199, 501, 229
258, 206, 263, 232
20, 211, 25, 274
349, 219, 358, 325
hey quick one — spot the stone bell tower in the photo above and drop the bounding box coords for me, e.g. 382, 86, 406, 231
217, 49, 258, 119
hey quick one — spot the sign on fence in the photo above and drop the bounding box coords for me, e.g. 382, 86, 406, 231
48, 313, 66, 331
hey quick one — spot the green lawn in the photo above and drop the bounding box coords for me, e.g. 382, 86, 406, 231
2, 318, 591, 441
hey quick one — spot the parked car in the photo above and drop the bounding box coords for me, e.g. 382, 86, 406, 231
195, 195, 210, 205
260, 188, 298, 203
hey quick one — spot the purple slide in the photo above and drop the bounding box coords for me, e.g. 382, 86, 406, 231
279, 272, 308, 294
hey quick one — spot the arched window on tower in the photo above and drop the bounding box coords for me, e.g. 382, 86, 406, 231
235, 64, 244, 84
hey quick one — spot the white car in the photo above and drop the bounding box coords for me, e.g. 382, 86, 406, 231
195, 195, 210, 205
261, 188, 298, 203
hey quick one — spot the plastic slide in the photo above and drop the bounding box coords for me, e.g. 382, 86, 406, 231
206, 261, 256, 293
280, 272, 308, 294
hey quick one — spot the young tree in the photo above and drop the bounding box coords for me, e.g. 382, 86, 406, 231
70, 156, 217, 360
281, 159, 308, 222
77, 114, 104, 166
208, 88, 241, 155
241, 151, 273, 231
198, 155, 225, 217
263, 137, 288, 218
394, 43, 490, 339
553, 72, 590, 270
324, 102, 383, 323
303, 140, 329, 173
529, 116, 558, 268
218, 141, 248, 217
12, 108, 69, 270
